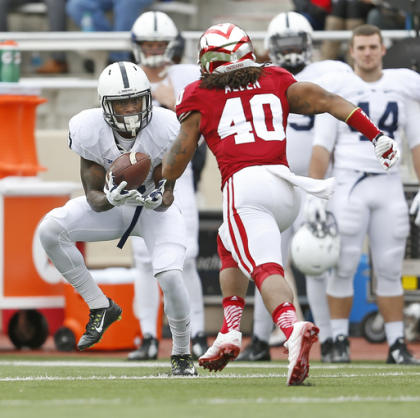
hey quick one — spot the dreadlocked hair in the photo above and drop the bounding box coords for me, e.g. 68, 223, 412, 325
200, 66, 266, 90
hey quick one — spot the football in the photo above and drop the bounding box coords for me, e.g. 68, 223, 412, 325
108, 151, 151, 190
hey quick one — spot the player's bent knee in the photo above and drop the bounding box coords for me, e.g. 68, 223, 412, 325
152, 243, 185, 275
38, 215, 68, 252
251, 263, 284, 290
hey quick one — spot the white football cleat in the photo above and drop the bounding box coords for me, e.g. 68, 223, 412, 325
284, 321, 319, 386
198, 330, 242, 372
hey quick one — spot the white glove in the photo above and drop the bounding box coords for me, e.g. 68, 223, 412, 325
104, 171, 144, 207
373, 134, 400, 171
303, 195, 327, 224
410, 189, 420, 226
142, 179, 167, 210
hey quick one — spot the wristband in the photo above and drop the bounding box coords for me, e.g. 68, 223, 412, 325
345, 107, 381, 141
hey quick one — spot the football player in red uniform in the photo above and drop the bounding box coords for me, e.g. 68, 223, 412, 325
162, 23, 398, 385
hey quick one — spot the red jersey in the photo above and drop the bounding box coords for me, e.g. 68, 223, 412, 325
176, 65, 297, 187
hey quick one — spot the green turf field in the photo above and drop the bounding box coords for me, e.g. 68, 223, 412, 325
1, 356, 419, 418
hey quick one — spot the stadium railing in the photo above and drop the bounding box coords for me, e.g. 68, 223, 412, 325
0, 29, 417, 83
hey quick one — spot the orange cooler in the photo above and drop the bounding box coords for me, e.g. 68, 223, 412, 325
60, 268, 149, 350
0, 176, 79, 310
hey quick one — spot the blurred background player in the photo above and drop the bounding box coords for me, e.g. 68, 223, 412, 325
237, 11, 352, 363
38, 61, 197, 376
162, 22, 398, 385
66, 0, 154, 64
309, 24, 420, 364
127, 10, 208, 361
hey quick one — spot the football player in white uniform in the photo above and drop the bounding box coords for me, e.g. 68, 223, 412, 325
237, 11, 352, 363
38, 62, 197, 376
309, 24, 420, 364
128, 11, 208, 360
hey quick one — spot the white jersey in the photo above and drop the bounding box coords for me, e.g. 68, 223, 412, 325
69, 106, 179, 195
314, 68, 420, 174
150, 64, 201, 107
287, 60, 352, 175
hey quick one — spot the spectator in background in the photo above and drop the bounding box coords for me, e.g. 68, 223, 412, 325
365, 1, 407, 30
321, 0, 374, 60
66, 0, 155, 63
293, 0, 332, 30
0, 0, 68, 74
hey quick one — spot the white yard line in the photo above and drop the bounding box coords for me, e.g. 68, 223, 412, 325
200, 396, 420, 404
0, 360, 412, 369
0, 398, 123, 407
2, 371, 420, 382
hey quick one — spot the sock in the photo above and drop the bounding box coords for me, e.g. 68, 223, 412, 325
220, 296, 245, 333
272, 302, 297, 340
168, 315, 191, 355
253, 290, 272, 342
183, 258, 205, 336
156, 270, 191, 355
385, 321, 404, 347
67, 265, 109, 310
306, 274, 332, 343
331, 319, 349, 340
133, 259, 160, 338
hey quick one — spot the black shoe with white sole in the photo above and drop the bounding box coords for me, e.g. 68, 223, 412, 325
77, 298, 122, 351
127, 334, 159, 360
236, 336, 271, 361
386, 338, 420, 365
171, 354, 198, 376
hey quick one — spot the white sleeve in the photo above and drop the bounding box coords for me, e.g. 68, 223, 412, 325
404, 99, 420, 149
313, 112, 338, 152
400, 69, 420, 102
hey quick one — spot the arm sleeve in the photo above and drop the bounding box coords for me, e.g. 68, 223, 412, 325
313, 112, 338, 152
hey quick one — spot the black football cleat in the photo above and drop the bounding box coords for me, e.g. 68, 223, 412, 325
191, 332, 209, 360
331, 334, 351, 363
320, 338, 334, 363
170, 354, 198, 376
77, 298, 122, 351
237, 336, 271, 361
127, 334, 159, 360
386, 338, 420, 365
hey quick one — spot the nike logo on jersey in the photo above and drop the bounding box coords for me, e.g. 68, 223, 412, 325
104, 158, 113, 164
95, 313, 106, 333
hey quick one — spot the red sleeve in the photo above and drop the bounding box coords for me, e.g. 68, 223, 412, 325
175, 80, 202, 123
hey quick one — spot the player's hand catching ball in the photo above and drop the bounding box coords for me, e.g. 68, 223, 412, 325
142, 179, 174, 211
104, 171, 144, 207
373, 134, 400, 170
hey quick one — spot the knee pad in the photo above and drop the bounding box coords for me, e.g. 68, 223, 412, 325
375, 248, 404, 297
327, 245, 360, 297
152, 243, 185, 275
38, 215, 68, 253
251, 263, 284, 290
336, 245, 361, 283
326, 273, 354, 298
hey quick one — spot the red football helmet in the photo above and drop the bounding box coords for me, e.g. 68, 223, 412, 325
198, 23, 258, 74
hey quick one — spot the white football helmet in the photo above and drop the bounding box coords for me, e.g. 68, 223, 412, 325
290, 212, 340, 276
98, 62, 152, 137
198, 23, 259, 74
265, 11, 313, 73
131, 11, 178, 67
